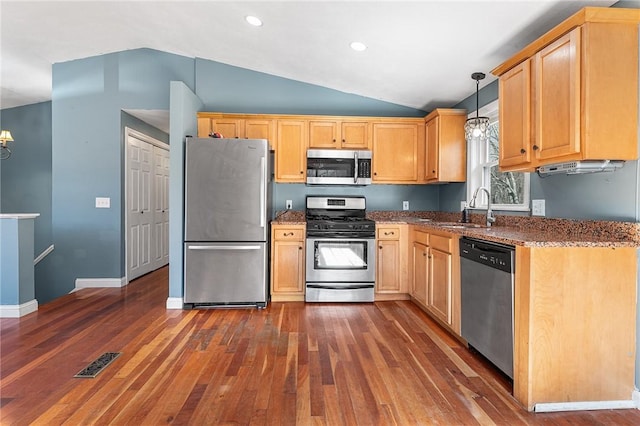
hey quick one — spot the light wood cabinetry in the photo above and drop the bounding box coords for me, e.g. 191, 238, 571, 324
372, 121, 425, 183
493, 8, 640, 172
410, 227, 460, 335
197, 113, 427, 184
375, 224, 409, 300
309, 119, 369, 149
271, 225, 306, 302
197, 115, 276, 141
424, 109, 467, 183
513, 245, 637, 411
275, 120, 307, 183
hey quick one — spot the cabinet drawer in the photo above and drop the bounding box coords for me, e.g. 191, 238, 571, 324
273, 228, 304, 240
430, 234, 452, 253
377, 226, 400, 240
413, 229, 429, 246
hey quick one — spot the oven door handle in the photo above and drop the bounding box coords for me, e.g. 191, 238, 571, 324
307, 284, 374, 290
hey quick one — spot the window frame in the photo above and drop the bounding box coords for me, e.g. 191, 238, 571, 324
466, 100, 531, 212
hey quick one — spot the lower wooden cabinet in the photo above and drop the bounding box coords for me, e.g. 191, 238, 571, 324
410, 227, 460, 335
270, 224, 305, 301
375, 225, 409, 300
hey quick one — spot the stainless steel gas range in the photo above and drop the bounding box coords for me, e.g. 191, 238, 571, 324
305, 196, 376, 302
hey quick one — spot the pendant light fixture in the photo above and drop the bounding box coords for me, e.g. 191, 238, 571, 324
464, 72, 490, 142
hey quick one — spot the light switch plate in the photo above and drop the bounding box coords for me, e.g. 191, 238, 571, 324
96, 197, 111, 209
402, 201, 409, 211
532, 199, 545, 216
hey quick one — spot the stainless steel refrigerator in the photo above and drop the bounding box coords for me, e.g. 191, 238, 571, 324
183, 137, 273, 308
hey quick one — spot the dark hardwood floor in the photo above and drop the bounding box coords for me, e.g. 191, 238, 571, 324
1, 266, 639, 425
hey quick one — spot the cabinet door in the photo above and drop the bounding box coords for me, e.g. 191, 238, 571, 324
272, 239, 305, 295
377, 239, 400, 293
412, 242, 429, 306
534, 28, 581, 161
499, 60, 533, 169
429, 248, 452, 325
425, 117, 439, 181
212, 119, 243, 138
372, 123, 420, 183
341, 121, 369, 149
276, 120, 307, 182
245, 119, 275, 142
309, 121, 339, 148
197, 117, 212, 138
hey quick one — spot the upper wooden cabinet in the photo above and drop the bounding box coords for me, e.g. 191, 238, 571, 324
308, 119, 369, 149
275, 120, 307, 183
424, 109, 467, 183
197, 115, 276, 142
492, 7, 640, 172
371, 120, 425, 183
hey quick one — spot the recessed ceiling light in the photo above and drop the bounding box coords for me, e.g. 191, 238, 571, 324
350, 41, 367, 52
245, 15, 263, 27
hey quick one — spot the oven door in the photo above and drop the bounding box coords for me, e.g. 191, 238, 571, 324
305, 237, 375, 283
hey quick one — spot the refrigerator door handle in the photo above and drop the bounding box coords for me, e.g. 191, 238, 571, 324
187, 245, 262, 251
260, 156, 265, 228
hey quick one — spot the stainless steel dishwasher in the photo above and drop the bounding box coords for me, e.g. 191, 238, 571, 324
460, 237, 515, 379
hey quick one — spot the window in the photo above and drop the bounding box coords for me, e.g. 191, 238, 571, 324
466, 100, 530, 211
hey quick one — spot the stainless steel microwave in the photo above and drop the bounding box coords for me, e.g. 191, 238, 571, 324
306, 149, 372, 185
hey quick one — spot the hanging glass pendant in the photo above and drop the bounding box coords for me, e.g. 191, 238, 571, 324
464, 72, 490, 142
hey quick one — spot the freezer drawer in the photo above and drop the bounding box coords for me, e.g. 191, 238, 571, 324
184, 242, 268, 307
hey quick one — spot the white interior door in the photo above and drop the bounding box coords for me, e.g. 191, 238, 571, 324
153, 146, 170, 269
128, 136, 154, 280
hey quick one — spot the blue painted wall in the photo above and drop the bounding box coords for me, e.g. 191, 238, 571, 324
40, 49, 194, 303
0, 102, 53, 255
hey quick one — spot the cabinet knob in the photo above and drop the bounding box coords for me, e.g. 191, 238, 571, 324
374, 172, 377, 176
379, 246, 383, 249
332, 139, 336, 143
342, 139, 346, 143
520, 148, 526, 154
532, 145, 539, 151
423, 252, 427, 257
141, 211, 144, 214
300, 171, 304, 174
299, 246, 303, 250
432, 170, 435, 174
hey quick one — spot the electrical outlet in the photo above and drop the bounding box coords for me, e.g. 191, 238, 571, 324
402, 201, 409, 211
532, 199, 546, 216
286, 200, 293, 210
95, 197, 110, 209
460, 201, 467, 211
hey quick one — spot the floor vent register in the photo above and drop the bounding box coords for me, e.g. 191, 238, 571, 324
74, 352, 122, 378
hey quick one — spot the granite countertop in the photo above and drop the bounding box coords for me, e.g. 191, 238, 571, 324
272, 210, 640, 248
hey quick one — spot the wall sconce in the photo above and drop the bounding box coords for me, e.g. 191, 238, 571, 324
0, 130, 15, 160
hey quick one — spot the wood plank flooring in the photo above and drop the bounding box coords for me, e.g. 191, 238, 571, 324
2, 266, 640, 425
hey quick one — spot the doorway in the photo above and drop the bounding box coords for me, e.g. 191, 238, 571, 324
125, 127, 170, 282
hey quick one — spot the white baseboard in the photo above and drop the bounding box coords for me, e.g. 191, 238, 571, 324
166, 297, 183, 309
633, 389, 640, 409
534, 399, 637, 413
75, 277, 127, 290
0, 299, 38, 318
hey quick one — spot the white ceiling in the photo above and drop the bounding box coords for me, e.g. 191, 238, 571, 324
1, 0, 617, 132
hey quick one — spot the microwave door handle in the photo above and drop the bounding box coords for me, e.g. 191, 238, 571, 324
354, 151, 359, 184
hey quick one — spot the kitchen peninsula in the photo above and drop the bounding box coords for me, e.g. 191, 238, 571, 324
272, 210, 639, 412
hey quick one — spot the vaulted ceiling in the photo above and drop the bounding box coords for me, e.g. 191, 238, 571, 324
1, 1, 616, 115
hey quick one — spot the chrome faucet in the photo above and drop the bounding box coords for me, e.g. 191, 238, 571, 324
469, 187, 496, 227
